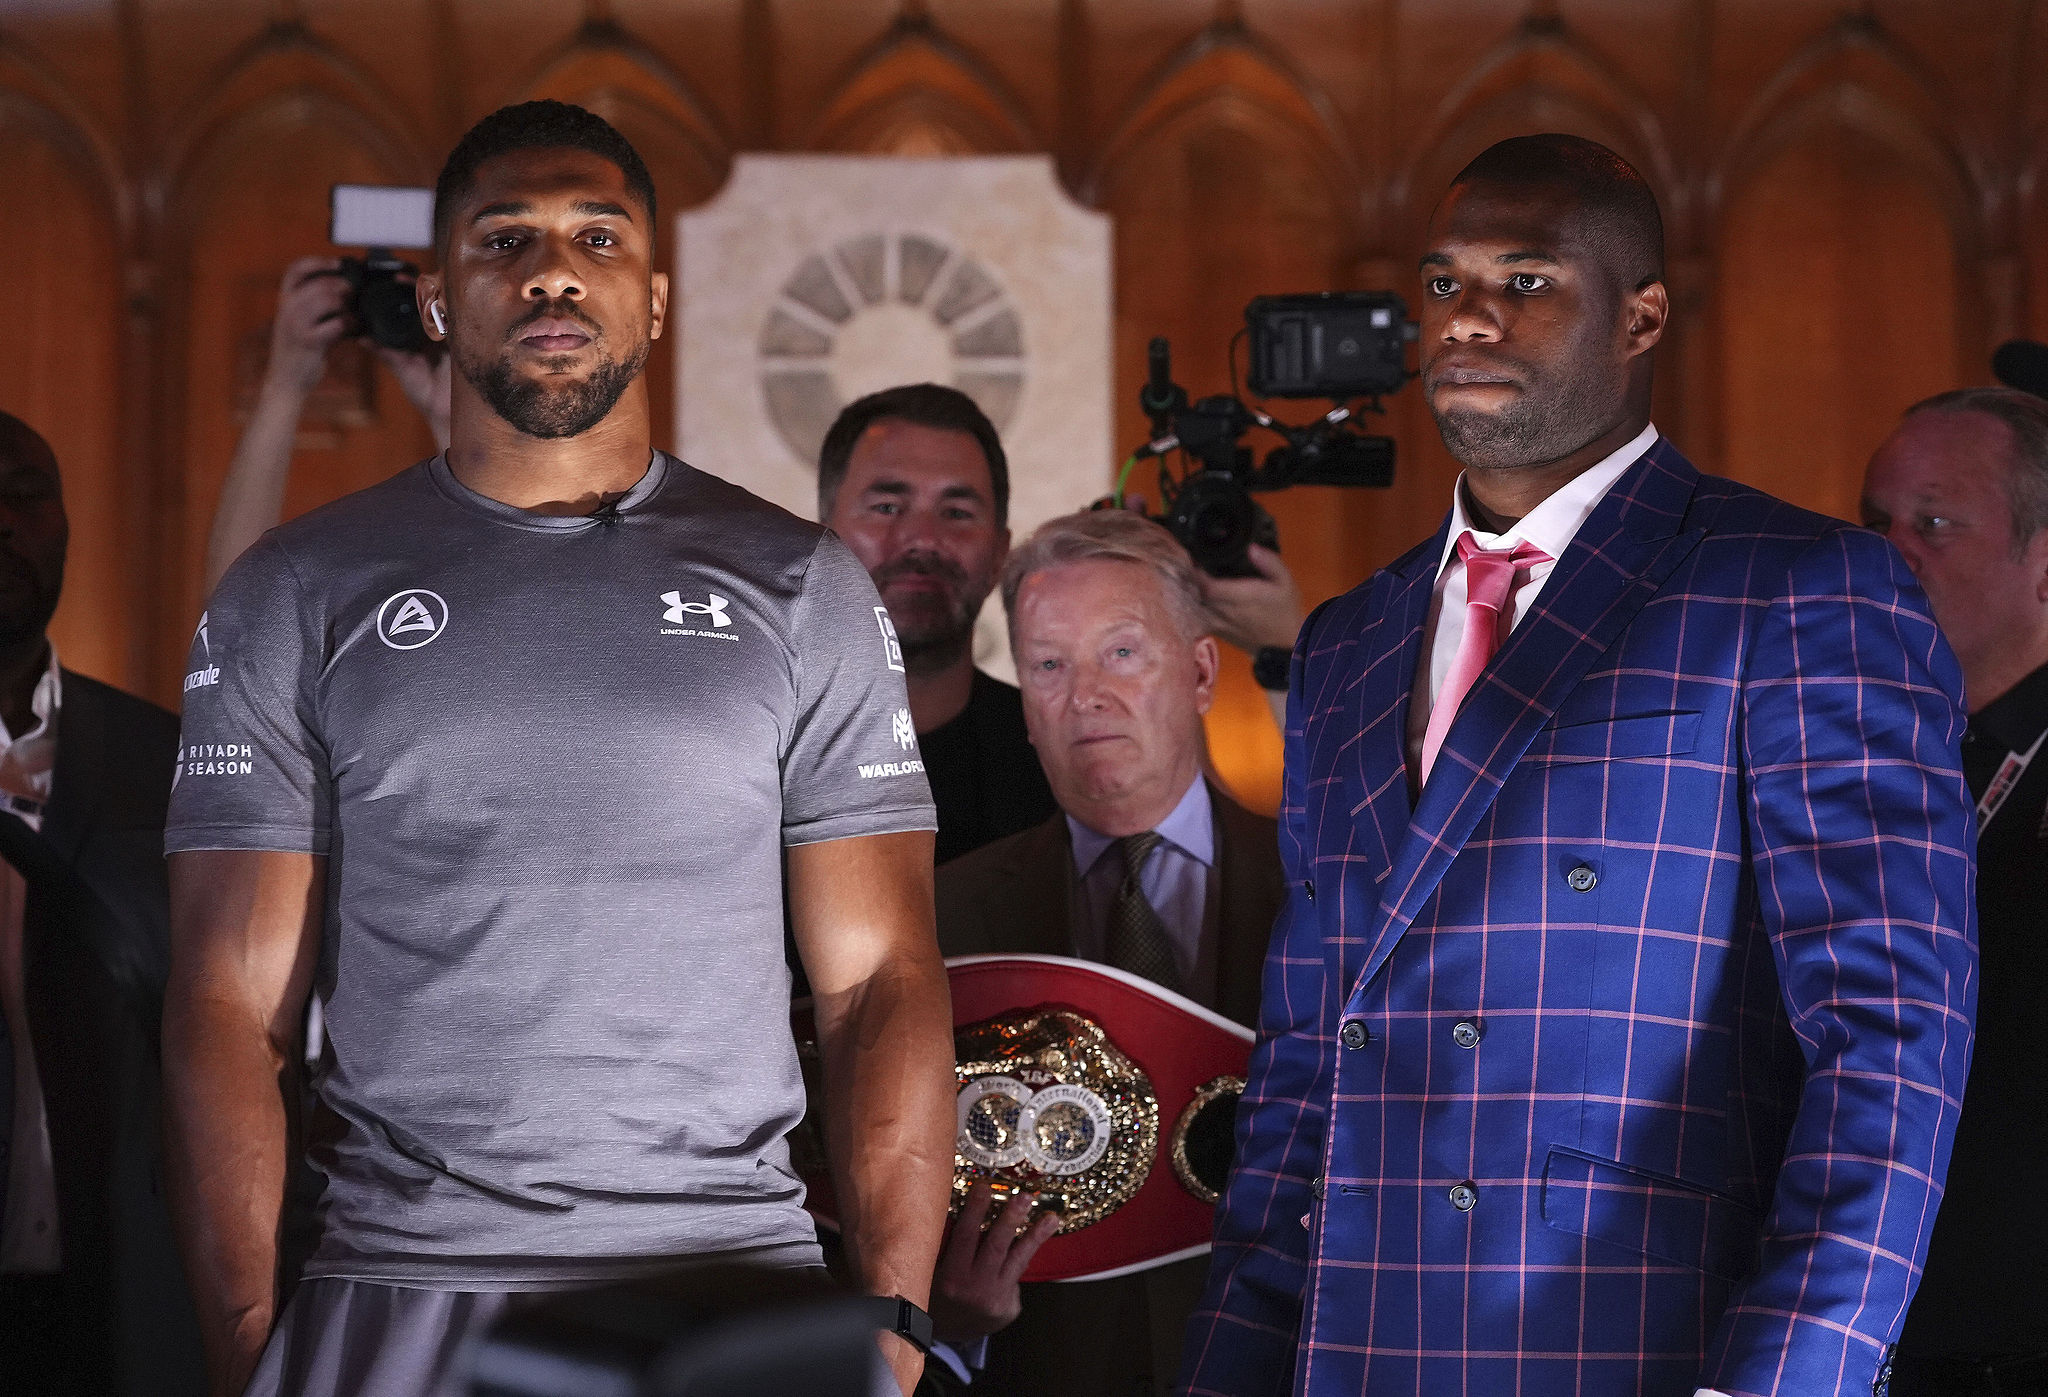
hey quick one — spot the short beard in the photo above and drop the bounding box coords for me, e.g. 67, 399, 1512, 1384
1427, 323, 1631, 473
876, 555, 986, 676
462, 341, 649, 440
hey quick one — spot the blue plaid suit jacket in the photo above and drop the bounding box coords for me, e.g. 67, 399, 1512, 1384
1179, 441, 1977, 1397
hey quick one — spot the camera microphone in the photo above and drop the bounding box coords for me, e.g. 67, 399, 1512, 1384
588, 497, 622, 526
1992, 339, 2048, 400
1139, 336, 1185, 434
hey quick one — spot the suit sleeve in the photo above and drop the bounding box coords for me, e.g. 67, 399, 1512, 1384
1178, 600, 1340, 1397
1701, 528, 1977, 1396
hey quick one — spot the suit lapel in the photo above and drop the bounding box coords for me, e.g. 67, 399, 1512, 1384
1345, 527, 1448, 868
1208, 783, 1281, 1028
43, 670, 102, 866
986, 815, 1077, 958
1354, 443, 1708, 997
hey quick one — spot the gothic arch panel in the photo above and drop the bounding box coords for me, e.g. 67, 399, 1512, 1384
806, 27, 1038, 155
1717, 116, 1962, 524
1397, 25, 1676, 239
1098, 91, 1354, 812
165, 92, 436, 648
0, 96, 131, 688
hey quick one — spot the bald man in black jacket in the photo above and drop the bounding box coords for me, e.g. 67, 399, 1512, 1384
0, 411, 204, 1396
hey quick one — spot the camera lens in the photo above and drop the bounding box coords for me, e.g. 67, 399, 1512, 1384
1167, 474, 1258, 576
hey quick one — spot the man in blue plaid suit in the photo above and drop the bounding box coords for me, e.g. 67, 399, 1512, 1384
1180, 135, 1978, 1397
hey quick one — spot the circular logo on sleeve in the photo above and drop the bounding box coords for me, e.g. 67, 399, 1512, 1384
377, 589, 450, 650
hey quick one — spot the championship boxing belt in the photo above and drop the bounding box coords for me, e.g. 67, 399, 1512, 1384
790, 954, 1253, 1283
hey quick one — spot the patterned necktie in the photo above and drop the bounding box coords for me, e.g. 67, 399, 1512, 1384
1418, 532, 1552, 784
1105, 831, 1180, 992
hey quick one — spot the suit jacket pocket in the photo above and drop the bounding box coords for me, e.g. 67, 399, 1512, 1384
1540, 1145, 1761, 1281
1530, 710, 1701, 763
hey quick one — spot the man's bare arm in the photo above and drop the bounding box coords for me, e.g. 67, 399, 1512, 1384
787, 829, 954, 1394
162, 849, 325, 1397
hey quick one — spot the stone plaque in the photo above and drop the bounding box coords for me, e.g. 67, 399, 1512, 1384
677, 156, 1113, 681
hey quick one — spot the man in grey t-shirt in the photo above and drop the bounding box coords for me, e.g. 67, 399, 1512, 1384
161, 103, 955, 1397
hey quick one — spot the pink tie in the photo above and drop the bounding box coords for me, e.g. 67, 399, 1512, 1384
1418, 532, 1551, 784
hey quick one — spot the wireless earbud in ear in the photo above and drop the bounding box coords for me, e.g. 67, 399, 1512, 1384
428, 301, 448, 336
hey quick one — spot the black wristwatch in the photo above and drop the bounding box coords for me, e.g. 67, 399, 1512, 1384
1251, 645, 1293, 692
885, 1295, 935, 1354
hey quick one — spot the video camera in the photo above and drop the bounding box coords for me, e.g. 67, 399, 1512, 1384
329, 184, 436, 354
1130, 292, 1415, 577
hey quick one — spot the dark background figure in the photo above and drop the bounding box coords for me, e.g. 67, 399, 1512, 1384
928, 510, 1284, 1397
1862, 388, 2048, 1397
0, 411, 203, 1396
819, 385, 1056, 865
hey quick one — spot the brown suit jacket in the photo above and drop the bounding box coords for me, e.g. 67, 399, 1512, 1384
934, 780, 1282, 1028
930, 781, 1284, 1397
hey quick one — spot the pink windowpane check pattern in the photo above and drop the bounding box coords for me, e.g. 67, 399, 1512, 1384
1178, 440, 1976, 1397
1417, 533, 1551, 784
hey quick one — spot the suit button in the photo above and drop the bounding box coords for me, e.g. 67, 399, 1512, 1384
1302, 879, 1315, 903
1448, 1181, 1479, 1212
1339, 1020, 1371, 1050
1310, 1174, 1326, 1200
1451, 1019, 1483, 1049
1566, 863, 1598, 893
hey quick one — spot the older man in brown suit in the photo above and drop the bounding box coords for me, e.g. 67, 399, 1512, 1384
925, 510, 1284, 1397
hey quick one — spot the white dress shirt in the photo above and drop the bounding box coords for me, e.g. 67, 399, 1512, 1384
0, 648, 63, 1273
1405, 423, 1659, 773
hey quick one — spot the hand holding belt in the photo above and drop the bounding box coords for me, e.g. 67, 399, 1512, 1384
790, 955, 1253, 1283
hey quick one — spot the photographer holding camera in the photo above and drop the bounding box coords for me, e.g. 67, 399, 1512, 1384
204, 256, 450, 592
1194, 542, 1304, 729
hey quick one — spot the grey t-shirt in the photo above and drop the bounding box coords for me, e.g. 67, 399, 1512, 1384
167, 452, 935, 1286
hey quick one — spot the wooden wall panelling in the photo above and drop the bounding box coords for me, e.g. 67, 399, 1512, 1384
517, 33, 735, 454
2, 0, 2043, 801
1714, 35, 1979, 524
806, 20, 1039, 155
0, 90, 134, 691
1092, 32, 1359, 811
159, 57, 434, 703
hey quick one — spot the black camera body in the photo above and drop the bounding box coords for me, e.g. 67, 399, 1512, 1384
1134, 292, 1413, 577
338, 251, 429, 353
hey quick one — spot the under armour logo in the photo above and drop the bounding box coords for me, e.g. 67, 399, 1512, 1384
376, 589, 450, 650
892, 706, 916, 751
662, 591, 731, 628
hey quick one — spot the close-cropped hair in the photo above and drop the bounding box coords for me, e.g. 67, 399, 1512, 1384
1001, 510, 1207, 641
433, 100, 657, 256
816, 383, 1010, 525
1453, 132, 1664, 291
1908, 386, 2048, 545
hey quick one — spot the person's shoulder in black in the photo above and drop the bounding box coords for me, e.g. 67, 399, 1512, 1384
11, 671, 206, 1397
918, 669, 1055, 866
1898, 658, 2048, 1372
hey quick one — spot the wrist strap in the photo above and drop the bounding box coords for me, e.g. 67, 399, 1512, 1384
887, 1295, 934, 1354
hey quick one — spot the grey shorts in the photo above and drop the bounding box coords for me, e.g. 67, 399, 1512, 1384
243, 1279, 511, 1397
